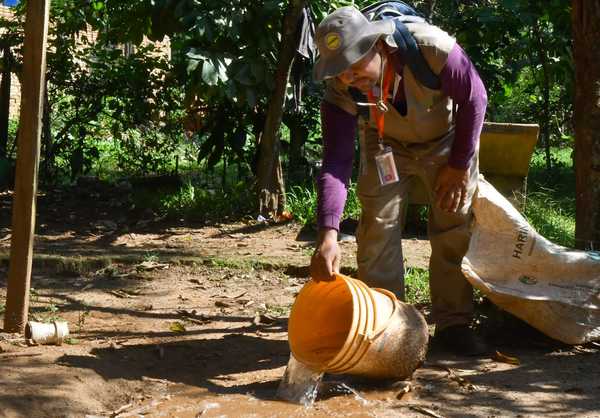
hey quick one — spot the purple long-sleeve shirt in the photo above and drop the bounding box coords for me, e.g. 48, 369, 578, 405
317, 44, 488, 231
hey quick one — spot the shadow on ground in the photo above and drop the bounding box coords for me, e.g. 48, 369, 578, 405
58, 334, 290, 398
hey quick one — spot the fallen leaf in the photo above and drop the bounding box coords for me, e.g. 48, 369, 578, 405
136, 261, 170, 271
141, 376, 173, 385
176, 310, 211, 324
396, 383, 412, 400
433, 364, 479, 392
223, 291, 247, 299
215, 300, 231, 308
108, 290, 137, 299
493, 350, 520, 365
253, 313, 277, 326
276, 211, 293, 222
169, 322, 186, 333
406, 404, 445, 418
110, 402, 133, 417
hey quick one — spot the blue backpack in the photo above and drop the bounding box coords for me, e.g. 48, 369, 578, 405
361, 1, 440, 90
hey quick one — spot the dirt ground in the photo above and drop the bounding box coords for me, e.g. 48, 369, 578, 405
0, 184, 599, 418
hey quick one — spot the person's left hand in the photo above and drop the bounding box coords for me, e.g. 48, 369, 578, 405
434, 164, 469, 212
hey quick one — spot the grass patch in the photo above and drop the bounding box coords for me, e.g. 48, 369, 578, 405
404, 266, 430, 305
524, 147, 575, 247
201, 256, 264, 270
133, 179, 255, 222
285, 182, 361, 226
286, 184, 317, 226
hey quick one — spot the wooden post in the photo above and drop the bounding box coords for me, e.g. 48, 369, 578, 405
3, 0, 50, 333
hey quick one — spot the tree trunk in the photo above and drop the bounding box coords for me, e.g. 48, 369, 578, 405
256, 0, 306, 218
572, 0, 600, 250
0, 45, 11, 158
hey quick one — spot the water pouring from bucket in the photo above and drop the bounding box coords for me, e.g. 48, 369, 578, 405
278, 273, 429, 404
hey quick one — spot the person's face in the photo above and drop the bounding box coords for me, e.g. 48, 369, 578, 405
336, 46, 382, 93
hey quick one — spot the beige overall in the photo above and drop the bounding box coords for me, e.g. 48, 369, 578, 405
324, 21, 479, 330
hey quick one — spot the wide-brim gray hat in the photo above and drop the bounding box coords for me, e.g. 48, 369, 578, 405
314, 6, 394, 81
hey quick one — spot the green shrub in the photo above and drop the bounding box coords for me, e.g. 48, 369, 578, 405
134, 178, 255, 222
285, 182, 361, 226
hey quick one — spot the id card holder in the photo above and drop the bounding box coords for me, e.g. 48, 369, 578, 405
375, 145, 399, 186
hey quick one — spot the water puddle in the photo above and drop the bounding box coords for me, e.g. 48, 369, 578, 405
318, 381, 369, 406
276, 354, 369, 408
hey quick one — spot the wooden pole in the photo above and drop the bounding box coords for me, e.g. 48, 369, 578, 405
3, 0, 50, 333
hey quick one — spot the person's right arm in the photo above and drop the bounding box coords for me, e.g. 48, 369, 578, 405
311, 100, 357, 281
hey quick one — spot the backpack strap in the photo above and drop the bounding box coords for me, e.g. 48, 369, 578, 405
391, 19, 441, 90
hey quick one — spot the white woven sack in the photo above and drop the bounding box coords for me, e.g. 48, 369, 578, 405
462, 177, 600, 344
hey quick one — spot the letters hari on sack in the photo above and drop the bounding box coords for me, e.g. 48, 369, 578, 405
512, 224, 533, 259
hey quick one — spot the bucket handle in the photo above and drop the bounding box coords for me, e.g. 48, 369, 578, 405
365, 287, 399, 343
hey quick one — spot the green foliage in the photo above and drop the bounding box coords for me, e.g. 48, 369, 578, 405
524, 147, 575, 247
404, 266, 430, 305
133, 177, 255, 221
286, 184, 318, 226
285, 182, 361, 226
46, 35, 187, 178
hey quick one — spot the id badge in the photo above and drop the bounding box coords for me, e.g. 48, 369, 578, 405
375, 146, 399, 186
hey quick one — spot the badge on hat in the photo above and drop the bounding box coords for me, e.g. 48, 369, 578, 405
325, 32, 342, 50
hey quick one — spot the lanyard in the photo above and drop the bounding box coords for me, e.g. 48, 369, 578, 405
366, 57, 395, 147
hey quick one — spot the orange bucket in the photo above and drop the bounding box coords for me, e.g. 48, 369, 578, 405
288, 273, 428, 379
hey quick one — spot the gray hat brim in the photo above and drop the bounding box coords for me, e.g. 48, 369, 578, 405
313, 19, 394, 81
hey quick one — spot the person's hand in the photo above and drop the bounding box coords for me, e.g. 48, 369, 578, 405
310, 228, 341, 281
434, 164, 469, 212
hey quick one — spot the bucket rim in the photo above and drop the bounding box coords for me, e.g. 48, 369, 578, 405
328, 281, 399, 374
325, 274, 373, 371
